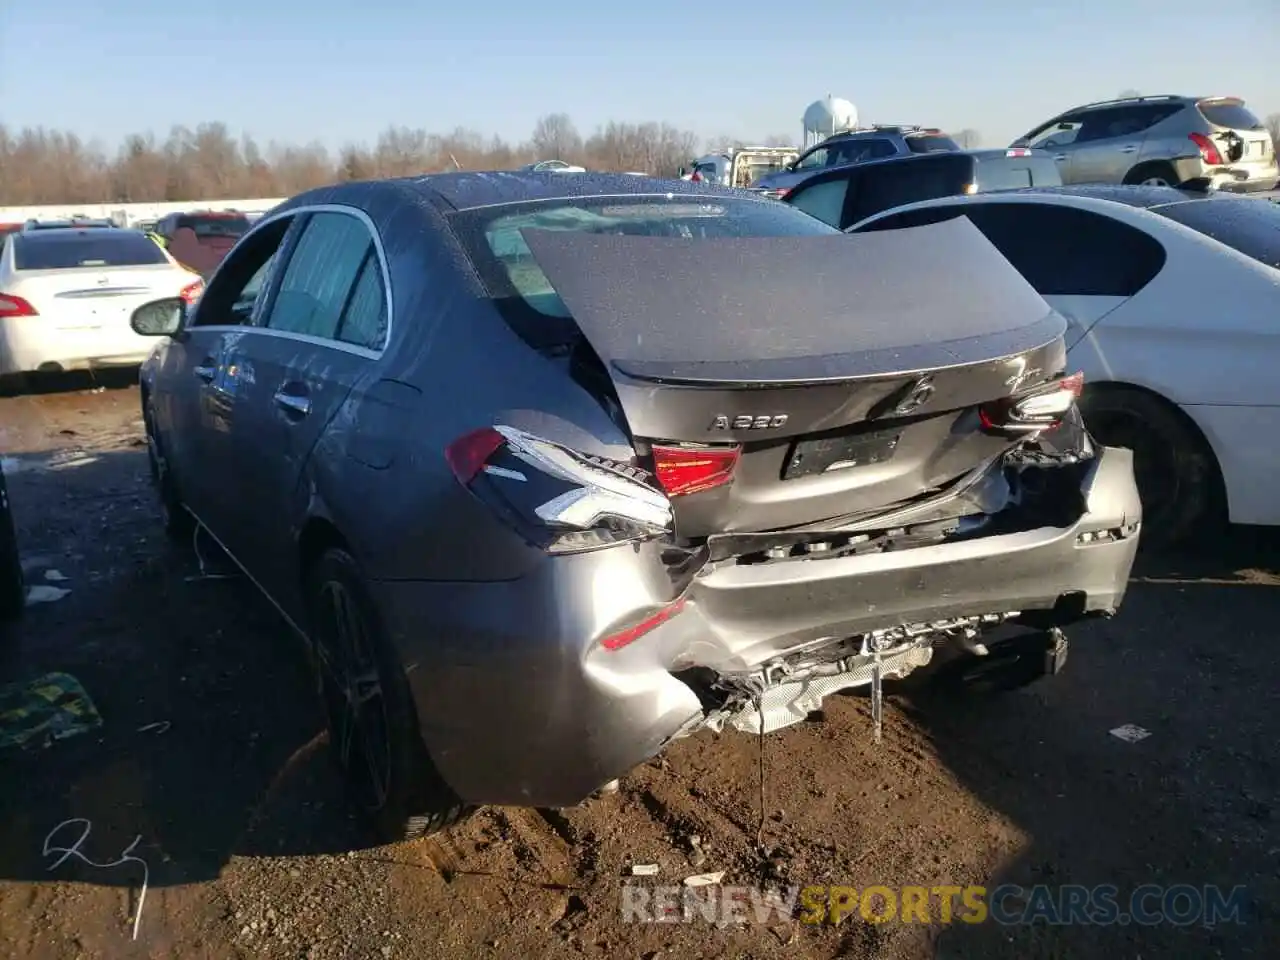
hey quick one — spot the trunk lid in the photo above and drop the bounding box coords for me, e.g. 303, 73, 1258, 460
11, 265, 190, 330
522, 217, 1068, 538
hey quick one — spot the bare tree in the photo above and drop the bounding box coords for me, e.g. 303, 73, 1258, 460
763, 133, 796, 147
1266, 114, 1280, 154
530, 113, 583, 162
1117, 89, 1142, 98
953, 128, 982, 149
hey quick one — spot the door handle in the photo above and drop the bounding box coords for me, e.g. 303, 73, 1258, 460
1053, 154, 1068, 162
1119, 145, 1138, 154
273, 388, 311, 417
194, 363, 215, 383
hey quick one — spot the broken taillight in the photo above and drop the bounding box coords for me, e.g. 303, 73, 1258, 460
1188, 132, 1224, 166
445, 425, 673, 554
651, 444, 741, 497
979, 371, 1085, 433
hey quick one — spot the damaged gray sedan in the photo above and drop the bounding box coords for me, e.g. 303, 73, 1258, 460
130, 172, 1141, 842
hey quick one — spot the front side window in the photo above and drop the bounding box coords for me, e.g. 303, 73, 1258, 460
452, 197, 840, 350
265, 212, 374, 341
13, 232, 168, 270
794, 147, 829, 170
190, 217, 293, 327
1025, 115, 1084, 149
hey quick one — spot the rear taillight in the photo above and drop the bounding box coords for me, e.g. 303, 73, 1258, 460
0, 294, 37, 318
1188, 132, 1224, 166
979, 371, 1084, 433
651, 444, 740, 497
773, 187, 791, 199
179, 279, 204, 304
445, 425, 673, 554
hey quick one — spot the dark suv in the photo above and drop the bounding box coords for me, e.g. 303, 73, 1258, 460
751, 126, 960, 198
781, 149, 1063, 230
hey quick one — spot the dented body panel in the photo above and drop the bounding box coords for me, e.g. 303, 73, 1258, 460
140, 173, 1143, 811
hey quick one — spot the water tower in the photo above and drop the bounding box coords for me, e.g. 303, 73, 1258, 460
802, 95, 858, 148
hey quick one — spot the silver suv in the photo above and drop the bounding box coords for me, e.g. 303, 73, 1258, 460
750, 126, 959, 198
1013, 95, 1279, 193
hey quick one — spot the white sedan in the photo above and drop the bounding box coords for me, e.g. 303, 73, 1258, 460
0, 226, 203, 381
849, 186, 1280, 547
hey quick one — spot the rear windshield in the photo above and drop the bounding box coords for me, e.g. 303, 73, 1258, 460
452, 196, 840, 349
13, 231, 169, 270
1198, 100, 1263, 131
1152, 199, 1280, 269
974, 156, 1063, 191
906, 135, 960, 154
180, 215, 251, 239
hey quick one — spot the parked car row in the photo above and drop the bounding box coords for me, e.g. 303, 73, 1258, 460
748, 94, 1278, 201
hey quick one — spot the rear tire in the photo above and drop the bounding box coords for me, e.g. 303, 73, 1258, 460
305, 547, 471, 843
144, 404, 195, 542
1123, 162, 1181, 187
1077, 386, 1222, 549
0, 469, 24, 623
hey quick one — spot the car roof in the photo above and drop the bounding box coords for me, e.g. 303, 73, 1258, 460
1014, 183, 1254, 210
385, 170, 752, 211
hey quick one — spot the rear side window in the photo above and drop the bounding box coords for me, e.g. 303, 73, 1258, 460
180, 215, 251, 239
1152, 199, 1280, 269
829, 138, 897, 165
336, 252, 390, 350
13, 232, 168, 270
906, 135, 960, 154
845, 156, 972, 224
974, 156, 1063, 191
1198, 101, 1263, 131
266, 212, 375, 341
857, 202, 1168, 296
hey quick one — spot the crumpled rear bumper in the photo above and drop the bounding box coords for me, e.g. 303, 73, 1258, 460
375, 446, 1141, 808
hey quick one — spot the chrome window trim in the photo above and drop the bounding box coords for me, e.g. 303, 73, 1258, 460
189, 202, 393, 358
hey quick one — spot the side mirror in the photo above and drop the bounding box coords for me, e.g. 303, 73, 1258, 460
130, 297, 186, 337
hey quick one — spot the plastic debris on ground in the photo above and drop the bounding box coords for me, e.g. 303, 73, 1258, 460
630, 863, 660, 876
1109, 724, 1152, 743
25, 585, 71, 605
683, 871, 726, 887
0, 672, 103, 750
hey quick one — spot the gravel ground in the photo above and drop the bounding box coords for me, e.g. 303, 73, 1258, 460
0, 378, 1277, 960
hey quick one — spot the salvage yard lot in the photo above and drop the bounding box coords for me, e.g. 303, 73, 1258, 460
0, 381, 1277, 960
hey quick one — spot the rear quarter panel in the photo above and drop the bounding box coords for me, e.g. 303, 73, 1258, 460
295, 184, 636, 585
1067, 220, 1280, 522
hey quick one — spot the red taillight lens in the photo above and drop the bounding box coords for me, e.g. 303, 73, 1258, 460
445, 426, 506, 484
601, 597, 687, 652
179, 279, 205, 304
0, 294, 37, 318
774, 187, 791, 199
445, 425, 674, 554
651, 444, 740, 497
979, 371, 1084, 433
1188, 132, 1224, 166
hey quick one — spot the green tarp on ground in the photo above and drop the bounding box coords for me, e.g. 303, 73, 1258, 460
0, 671, 102, 750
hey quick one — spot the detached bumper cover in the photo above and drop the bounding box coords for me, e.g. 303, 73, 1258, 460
376, 446, 1140, 808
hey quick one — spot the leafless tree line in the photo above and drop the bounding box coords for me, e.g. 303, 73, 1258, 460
0, 112, 996, 207
0, 113, 695, 206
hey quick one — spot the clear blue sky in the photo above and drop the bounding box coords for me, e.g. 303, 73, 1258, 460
2, 0, 1277, 152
